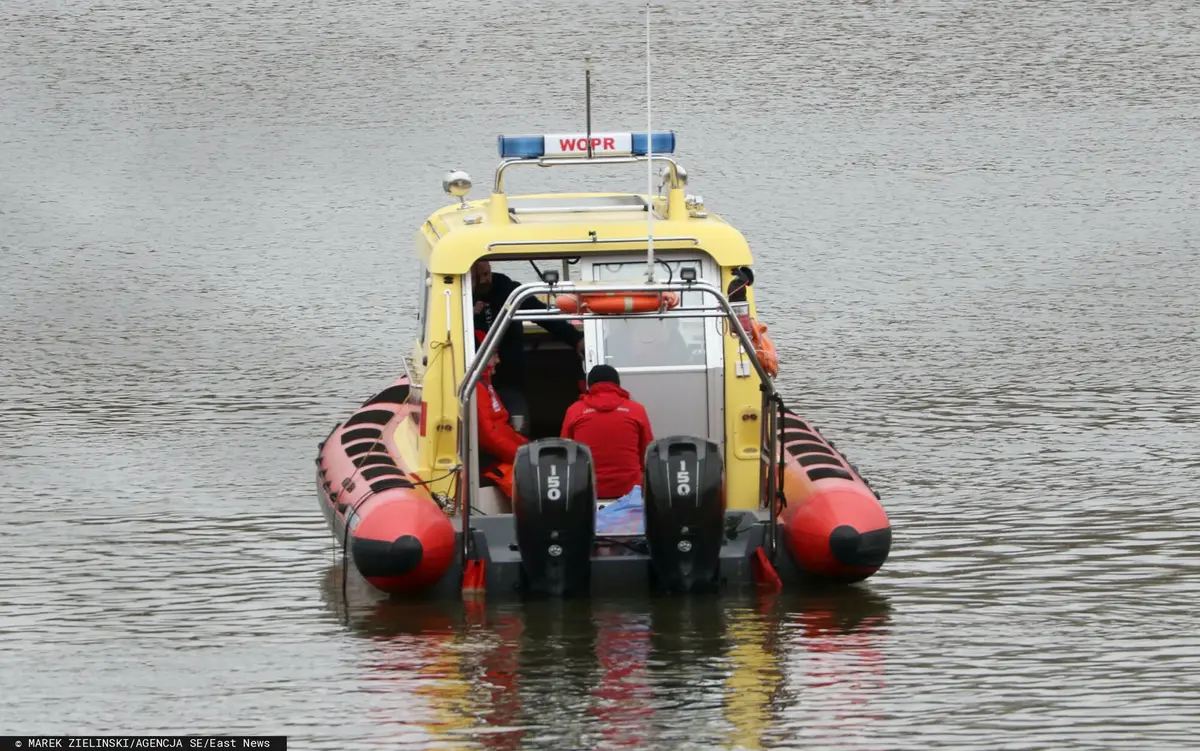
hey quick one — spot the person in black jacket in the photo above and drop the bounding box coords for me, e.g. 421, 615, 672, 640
471, 260, 584, 432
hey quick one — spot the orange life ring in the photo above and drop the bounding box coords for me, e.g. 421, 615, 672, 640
555, 291, 679, 315
749, 319, 779, 378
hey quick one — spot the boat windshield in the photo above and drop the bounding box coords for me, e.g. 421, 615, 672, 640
593, 260, 709, 369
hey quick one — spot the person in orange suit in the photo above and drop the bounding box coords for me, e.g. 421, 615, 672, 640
473, 329, 529, 498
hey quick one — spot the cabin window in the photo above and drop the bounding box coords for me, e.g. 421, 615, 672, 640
592, 260, 708, 369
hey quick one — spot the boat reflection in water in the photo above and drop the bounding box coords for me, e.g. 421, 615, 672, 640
723, 589, 892, 749
320, 565, 892, 749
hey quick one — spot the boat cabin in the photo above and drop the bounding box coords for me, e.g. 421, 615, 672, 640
465, 253, 724, 444
401, 131, 775, 516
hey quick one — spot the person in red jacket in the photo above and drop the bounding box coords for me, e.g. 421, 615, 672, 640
473, 329, 529, 498
560, 365, 654, 500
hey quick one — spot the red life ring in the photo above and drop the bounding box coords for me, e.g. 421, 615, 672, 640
555, 291, 680, 315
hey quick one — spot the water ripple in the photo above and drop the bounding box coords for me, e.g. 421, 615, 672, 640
3, 0, 1199, 747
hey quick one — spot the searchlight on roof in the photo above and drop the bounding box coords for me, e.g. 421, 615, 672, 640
497, 131, 676, 159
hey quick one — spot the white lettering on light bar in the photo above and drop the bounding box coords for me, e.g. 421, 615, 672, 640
542, 132, 633, 158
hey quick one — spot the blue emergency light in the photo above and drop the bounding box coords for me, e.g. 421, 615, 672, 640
497, 131, 676, 159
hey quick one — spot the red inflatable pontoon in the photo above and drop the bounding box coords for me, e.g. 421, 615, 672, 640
316, 377, 456, 594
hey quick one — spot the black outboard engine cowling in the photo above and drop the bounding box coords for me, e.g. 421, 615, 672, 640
643, 436, 726, 594
511, 438, 596, 597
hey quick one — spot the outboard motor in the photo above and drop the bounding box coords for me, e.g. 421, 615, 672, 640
511, 438, 596, 597
643, 436, 726, 594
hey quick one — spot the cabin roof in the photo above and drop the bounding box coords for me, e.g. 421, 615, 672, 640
418, 192, 754, 274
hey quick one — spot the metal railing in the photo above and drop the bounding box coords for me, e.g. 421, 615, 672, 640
493, 154, 687, 195
455, 280, 782, 562
485, 235, 699, 253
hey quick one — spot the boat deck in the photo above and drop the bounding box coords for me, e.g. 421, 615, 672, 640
408, 509, 806, 599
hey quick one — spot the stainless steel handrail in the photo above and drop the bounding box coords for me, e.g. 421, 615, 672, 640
454, 279, 782, 563
509, 309, 734, 323
457, 281, 777, 403
493, 155, 686, 195
486, 236, 698, 253
760, 388, 780, 561
509, 205, 656, 216
400, 355, 422, 403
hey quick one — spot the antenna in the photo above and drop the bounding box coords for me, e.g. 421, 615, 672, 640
585, 56, 593, 159
644, 0, 655, 282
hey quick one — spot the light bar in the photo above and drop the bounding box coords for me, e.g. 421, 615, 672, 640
497, 131, 676, 159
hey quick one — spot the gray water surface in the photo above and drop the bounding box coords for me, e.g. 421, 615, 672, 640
3, 0, 1199, 748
